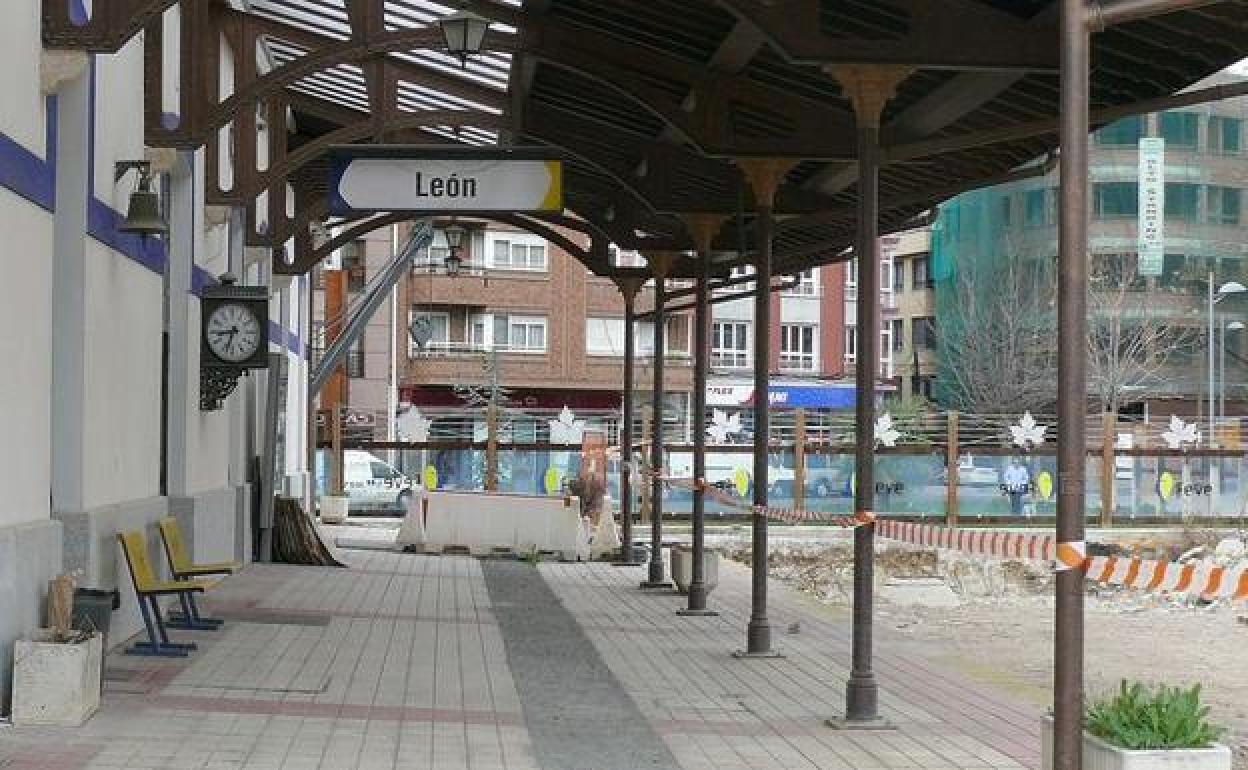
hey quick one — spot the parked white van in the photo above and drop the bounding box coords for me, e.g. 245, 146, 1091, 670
318, 450, 417, 513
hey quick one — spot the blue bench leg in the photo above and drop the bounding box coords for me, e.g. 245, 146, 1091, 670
126, 595, 194, 657
166, 593, 224, 631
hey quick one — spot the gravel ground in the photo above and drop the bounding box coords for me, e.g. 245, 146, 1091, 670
732, 542, 1248, 769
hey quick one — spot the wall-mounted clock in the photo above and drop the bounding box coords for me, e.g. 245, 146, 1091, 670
200, 277, 270, 410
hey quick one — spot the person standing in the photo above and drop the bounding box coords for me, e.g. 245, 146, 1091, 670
1003, 458, 1030, 515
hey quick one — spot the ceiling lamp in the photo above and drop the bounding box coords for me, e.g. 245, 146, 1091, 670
438, 10, 490, 67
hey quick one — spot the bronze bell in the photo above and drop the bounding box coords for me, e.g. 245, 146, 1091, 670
119, 178, 168, 238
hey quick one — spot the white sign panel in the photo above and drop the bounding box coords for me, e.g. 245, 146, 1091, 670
329, 148, 563, 214
1137, 137, 1165, 276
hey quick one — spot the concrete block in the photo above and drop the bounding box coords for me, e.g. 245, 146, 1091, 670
879, 577, 961, 608
321, 495, 349, 523
11, 630, 102, 726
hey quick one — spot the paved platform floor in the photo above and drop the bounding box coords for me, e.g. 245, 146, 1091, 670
0, 547, 1041, 769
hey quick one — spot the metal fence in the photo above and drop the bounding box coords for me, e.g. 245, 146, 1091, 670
315, 406, 1248, 526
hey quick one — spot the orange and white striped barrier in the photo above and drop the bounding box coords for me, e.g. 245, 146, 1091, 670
642, 462, 1248, 601
875, 521, 1248, 601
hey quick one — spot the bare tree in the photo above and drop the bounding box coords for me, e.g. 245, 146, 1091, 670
936, 249, 1197, 415
1087, 260, 1197, 414
935, 254, 1057, 413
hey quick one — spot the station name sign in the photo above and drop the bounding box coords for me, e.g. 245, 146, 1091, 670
328, 146, 563, 215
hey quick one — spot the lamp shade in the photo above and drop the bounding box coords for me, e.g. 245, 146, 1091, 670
439, 10, 489, 63
443, 223, 466, 250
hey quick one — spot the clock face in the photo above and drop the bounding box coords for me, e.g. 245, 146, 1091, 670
206, 303, 262, 363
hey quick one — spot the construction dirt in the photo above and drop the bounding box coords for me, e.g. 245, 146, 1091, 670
727, 543, 1248, 769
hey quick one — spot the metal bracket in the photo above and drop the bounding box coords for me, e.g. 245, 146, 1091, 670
201, 367, 243, 411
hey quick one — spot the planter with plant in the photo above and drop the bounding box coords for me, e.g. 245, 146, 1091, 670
1043, 681, 1231, 770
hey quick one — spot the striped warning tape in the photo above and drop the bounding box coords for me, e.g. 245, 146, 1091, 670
876, 521, 1248, 601
638, 460, 1247, 600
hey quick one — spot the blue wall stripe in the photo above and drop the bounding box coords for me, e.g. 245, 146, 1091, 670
0, 98, 304, 357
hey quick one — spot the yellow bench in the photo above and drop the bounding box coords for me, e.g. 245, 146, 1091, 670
116, 531, 217, 657
157, 518, 239, 630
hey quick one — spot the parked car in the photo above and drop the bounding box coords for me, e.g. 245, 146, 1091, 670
768, 454, 850, 498
317, 450, 417, 514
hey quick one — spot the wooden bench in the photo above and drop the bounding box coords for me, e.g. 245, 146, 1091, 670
116, 531, 217, 657
157, 517, 240, 630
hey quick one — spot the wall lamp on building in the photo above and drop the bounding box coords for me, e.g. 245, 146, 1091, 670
443, 221, 466, 277
115, 160, 168, 239
438, 10, 490, 67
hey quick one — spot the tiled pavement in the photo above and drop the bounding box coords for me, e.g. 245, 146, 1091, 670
0, 546, 1041, 769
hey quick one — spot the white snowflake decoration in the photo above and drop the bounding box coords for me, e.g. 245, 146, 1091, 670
706, 409, 742, 444
1009, 411, 1047, 450
875, 413, 901, 448
548, 405, 586, 445
396, 407, 430, 443
1161, 415, 1200, 450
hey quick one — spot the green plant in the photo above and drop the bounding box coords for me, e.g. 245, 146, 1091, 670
1085, 681, 1225, 750
522, 547, 543, 566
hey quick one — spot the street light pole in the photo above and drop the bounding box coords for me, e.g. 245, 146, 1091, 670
1208, 276, 1247, 442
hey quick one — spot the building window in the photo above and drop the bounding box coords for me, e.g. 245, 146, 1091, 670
785, 268, 818, 296
502, 315, 546, 351
1160, 111, 1200, 148
469, 313, 547, 352
341, 240, 366, 292
1165, 183, 1201, 222
912, 253, 932, 288
844, 258, 858, 290
711, 321, 750, 368
490, 237, 547, 271
844, 325, 856, 361
1095, 115, 1146, 146
1208, 116, 1242, 154
408, 311, 450, 355
586, 317, 625, 356
1000, 195, 1013, 227
913, 316, 937, 350
892, 260, 905, 293
889, 319, 904, 353
346, 339, 365, 378
1207, 186, 1242, 226
1024, 189, 1049, 227
779, 324, 816, 371
1094, 182, 1139, 220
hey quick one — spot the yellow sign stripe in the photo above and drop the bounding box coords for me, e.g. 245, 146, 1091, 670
540, 160, 563, 211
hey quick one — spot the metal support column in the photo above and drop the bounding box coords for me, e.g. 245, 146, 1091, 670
827, 63, 910, 727
681, 227, 717, 615
615, 279, 643, 566
1055, 1, 1089, 767
845, 114, 883, 725
641, 271, 673, 589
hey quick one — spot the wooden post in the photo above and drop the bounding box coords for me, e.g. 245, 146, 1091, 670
1100, 411, 1115, 528
946, 410, 959, 527
794, 408, 807, 513
331, 404, 345, 496
486, 401, 499, 491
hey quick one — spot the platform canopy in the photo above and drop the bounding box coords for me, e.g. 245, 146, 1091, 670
44, 0, 1248, 277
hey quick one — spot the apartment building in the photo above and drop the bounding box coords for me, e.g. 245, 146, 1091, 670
395, 221, 693, 438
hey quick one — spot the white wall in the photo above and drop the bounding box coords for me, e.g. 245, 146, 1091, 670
93, 36, 145, 211
0, 0, 46, 156
82, 241, 163, 509
0, 194, 54, 528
